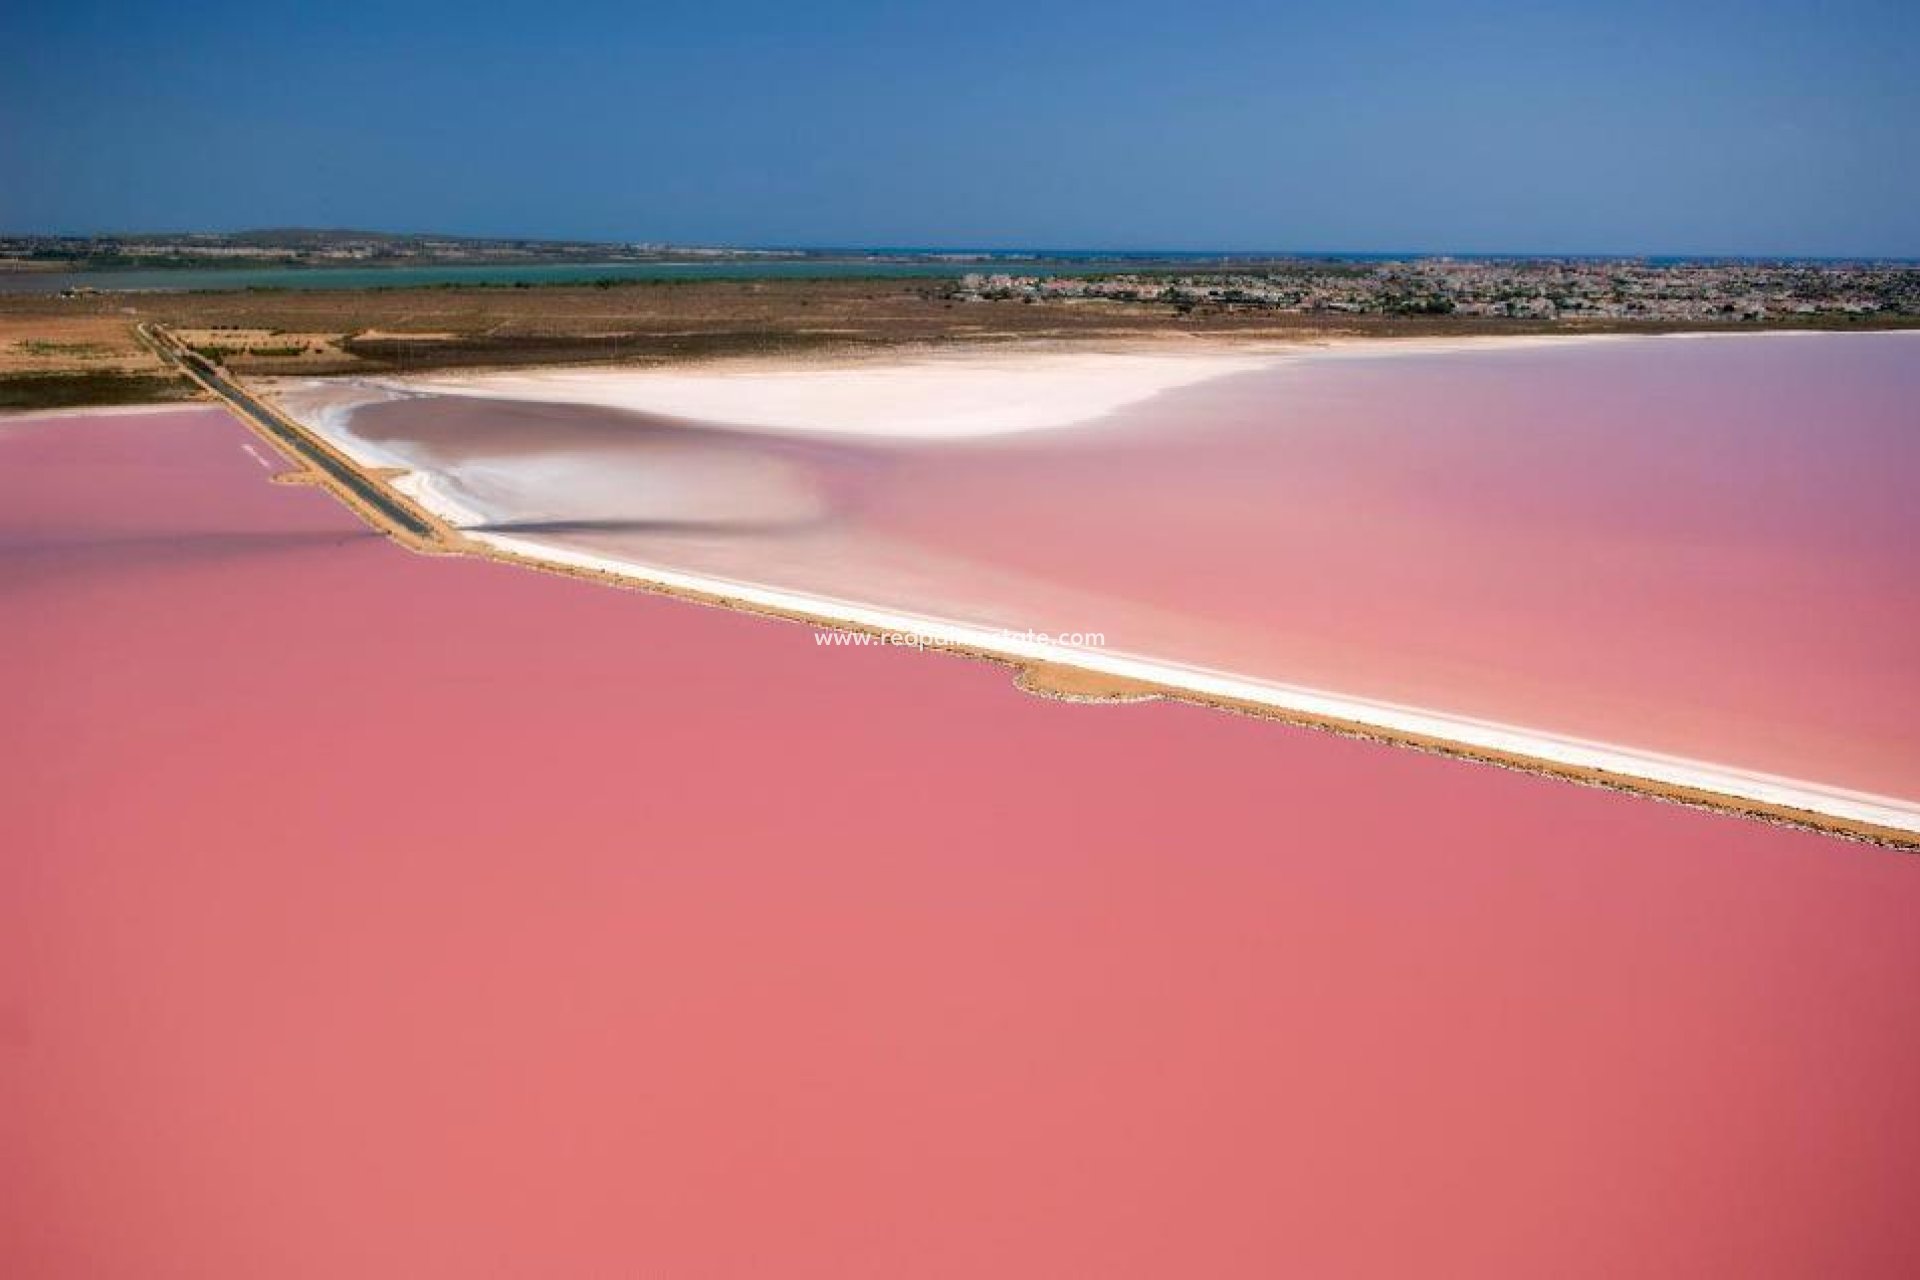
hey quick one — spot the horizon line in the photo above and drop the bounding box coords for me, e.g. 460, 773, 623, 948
6, 227, 1920, 264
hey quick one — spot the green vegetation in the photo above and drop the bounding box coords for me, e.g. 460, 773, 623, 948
193, 343, 310, 359
16, 339, 114, 356
0, 372, 195, 411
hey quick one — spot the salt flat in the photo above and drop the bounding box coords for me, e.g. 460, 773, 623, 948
380, 347, 1278, 438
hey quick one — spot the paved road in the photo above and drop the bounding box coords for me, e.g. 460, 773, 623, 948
142, 325, 441, 541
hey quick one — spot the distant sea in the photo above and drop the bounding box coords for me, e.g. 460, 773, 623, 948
0, 259, 1059, 295
8, 250, 1907, 295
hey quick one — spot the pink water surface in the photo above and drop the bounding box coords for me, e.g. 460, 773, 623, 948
5, 409, 1920, 1278
346, 332, 1920, 799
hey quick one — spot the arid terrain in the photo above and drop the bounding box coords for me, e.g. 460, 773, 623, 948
6, 275, 1916, 410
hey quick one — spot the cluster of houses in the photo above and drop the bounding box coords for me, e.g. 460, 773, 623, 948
954, 260, 1919, 322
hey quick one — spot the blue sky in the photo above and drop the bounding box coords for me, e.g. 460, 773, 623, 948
3, 0, 1915, 254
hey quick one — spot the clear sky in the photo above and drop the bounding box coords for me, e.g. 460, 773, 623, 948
3, 0, 1915, 255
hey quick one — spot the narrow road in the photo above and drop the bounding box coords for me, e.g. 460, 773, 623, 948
140, 324, 446, 544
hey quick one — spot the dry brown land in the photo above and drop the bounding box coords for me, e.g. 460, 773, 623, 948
6, 277, 1916, 410
0, 307, 194, 409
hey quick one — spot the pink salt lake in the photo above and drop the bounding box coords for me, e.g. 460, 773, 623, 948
4, 406, 1920, 1277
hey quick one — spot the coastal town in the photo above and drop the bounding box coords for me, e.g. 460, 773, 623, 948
952, 258, 1920, 322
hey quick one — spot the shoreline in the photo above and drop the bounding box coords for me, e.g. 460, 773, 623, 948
465, 526, 1920, 844
0, 400, 207, 425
